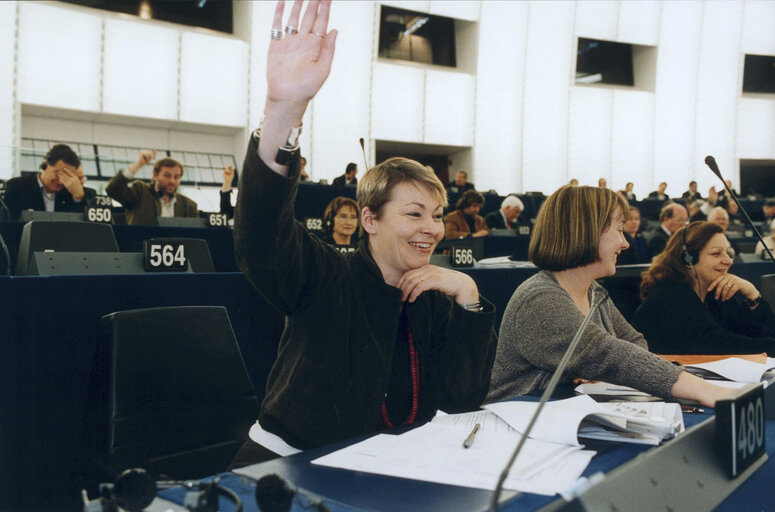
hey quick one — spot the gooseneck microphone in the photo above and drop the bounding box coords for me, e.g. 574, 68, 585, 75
704, 155, 775, 262
359, 137, 368, 173
256, 473, 331, 512
489, 289, 609, 511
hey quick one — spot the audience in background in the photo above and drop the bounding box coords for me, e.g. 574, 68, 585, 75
716, 179, 737, 210
755, 218, 775, 257
106, 149, 198, 225
681, 181, 702, 202
623, 182, 636, 201
648, 182, 669, 201
618, 206, 648, 264
598, 177, 607, 189
4, 144, 96, 220
568, 178, 579, 187
633, 222, 775, 354
444, 190, 489, 239
706, 206, 739, 256
446, 170, 474, 194
688, 199, 706, 222
487, 186, 729, 407
332, 162, 357, 186
750, 198, 775, 224
485, 195, 524, 231
321, 196, 358, 249
646, 202, 688, 259
220, 165, 236, 218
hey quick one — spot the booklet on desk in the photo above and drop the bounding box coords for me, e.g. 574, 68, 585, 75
484, 395, 684, 447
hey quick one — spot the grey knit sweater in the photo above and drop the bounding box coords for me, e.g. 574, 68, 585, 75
487, 270, 682, 402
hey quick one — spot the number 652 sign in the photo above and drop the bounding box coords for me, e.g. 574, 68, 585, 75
143, 240, 188, 272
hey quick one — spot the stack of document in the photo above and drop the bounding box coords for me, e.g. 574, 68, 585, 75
485, 395, 683, 447
681, 357, 775, 383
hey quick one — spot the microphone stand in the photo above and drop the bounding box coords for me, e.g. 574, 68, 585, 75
704, 156, 775, 263
489, 289, 609, 511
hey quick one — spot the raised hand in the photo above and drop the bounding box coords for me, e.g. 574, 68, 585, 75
129, 149, 157, 175
222, 165, 235, 191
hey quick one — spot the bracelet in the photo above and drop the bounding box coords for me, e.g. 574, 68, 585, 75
742, 295, 761, 308
461, 301, 483, 312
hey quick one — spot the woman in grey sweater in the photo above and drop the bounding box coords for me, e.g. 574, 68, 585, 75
488, 186, 729, 407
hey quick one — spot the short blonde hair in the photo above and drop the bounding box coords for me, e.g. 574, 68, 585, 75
529, 185, 629, 270
356, 157, 447, 234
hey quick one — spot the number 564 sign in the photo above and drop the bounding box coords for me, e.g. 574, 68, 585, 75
143, 241, 188, 272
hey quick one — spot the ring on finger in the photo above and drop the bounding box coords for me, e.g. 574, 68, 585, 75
270, 29, 283, 40
311, 31, 325, 38
285, 25, 298, 35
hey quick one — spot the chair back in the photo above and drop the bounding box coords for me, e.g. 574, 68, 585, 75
98, 306, 259, 479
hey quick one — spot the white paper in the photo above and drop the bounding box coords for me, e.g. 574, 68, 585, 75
574, 381, 652, 397
684, 357, 775, 383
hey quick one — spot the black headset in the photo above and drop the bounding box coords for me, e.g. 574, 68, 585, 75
680, 224, 699, 267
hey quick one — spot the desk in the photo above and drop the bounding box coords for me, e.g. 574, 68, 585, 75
155, 411, 775, 512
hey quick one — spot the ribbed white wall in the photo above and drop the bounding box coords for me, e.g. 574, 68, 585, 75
4, 0, 775, 197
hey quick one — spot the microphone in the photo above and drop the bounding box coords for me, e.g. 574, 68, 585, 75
256, 473, 331, 512
359, 137, 368, 173
489, 289, 609, 511
704, 155, 775, 262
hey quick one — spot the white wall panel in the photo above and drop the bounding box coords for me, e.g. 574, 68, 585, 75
618, 1, 660, 46
429, 1, 480, 22
694, 2, 743, 189
424, 71, 474, 146
179, 32, 248, 127
381, 1, 430, 14
610, 90, 654, 194
741, 0, 775, 54
522, 1, 575, 194
18, 2, 101, 112
652, 1, 703, 193
103, 19, 179, 120
474, 0, 526, 194
737, 99, 775, 159
0, 2, 16, 179
574, 1, 617, 41
567, 87, 612, 186
371, 63, 424, 143
311, 1, 374, 181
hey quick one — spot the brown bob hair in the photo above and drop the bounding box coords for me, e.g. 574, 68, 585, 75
639, 221, 724, 299
323, 196, 359, 233
529, 185, 629, 271
356, 157, 447, 236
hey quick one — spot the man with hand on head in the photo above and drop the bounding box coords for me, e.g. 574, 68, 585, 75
485, 195, 525, 231
4, 144, 96, 220
106, 149, 198, 225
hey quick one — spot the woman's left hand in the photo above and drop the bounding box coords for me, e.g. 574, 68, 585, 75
396, 265, 480, 305
708, 273, 759, 302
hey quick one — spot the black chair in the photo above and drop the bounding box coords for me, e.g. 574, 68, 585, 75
155, 217, 208, 228
144, 237, 215, 272
14, 220, 119, 275
86, 306, 259, 481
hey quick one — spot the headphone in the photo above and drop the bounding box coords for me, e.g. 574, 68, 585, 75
323, 197, 358, 234
680, 224, 699, 267
82, 468, 242, 512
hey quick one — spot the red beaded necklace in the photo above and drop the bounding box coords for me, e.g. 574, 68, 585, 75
381, 327, 419, 428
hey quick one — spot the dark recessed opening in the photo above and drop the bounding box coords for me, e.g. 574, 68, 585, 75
742, 54, 775, 94
575, 38, 634, 86
378, 5, 456, 68
741, 159, 775, 198
61, 0, 233, 34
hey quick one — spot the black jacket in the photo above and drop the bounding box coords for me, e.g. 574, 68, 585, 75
4, 172, 96, 220
632, 279, 775, 354
234, 136, 497, 449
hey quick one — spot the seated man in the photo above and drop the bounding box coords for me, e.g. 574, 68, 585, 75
331, 162, 357, 186
446, 170, 474, 195
648, 182, 669, 201
106, 149, 198, 225
4, 144, 96, 220
646, 202, 688, 258
485, 195, 526, 231
444, 190, 489, 239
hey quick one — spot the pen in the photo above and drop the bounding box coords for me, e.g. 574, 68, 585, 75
681, 406, 705, 414
463, 423, 480, 449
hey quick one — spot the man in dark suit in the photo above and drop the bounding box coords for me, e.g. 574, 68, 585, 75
446, 170, 474, 195
3, 144, 96, 220
485, 195, 526, 231
646, 202, 687, 258
332, 162, 357, 186
648, 182, 669, 201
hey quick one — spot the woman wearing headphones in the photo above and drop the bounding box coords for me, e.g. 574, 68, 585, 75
321, 196, 358, 248
632, 221, 775, 354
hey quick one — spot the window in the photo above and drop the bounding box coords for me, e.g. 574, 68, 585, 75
742, 54, 775, 94
576, 38, 634, 86
378, 6, 456, 68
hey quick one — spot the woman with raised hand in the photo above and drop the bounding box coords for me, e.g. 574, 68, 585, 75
633, 221, 775, 355
230, 0, 496, 467
487, 186, 730, 407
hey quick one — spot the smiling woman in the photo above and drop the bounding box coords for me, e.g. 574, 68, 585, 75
230, 0, 496, 468
633, 221, 775, 355
487, 186, 732, 408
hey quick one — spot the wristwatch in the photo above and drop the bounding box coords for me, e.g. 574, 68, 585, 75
742, 295, 761, 308
252, 119, 303, 166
